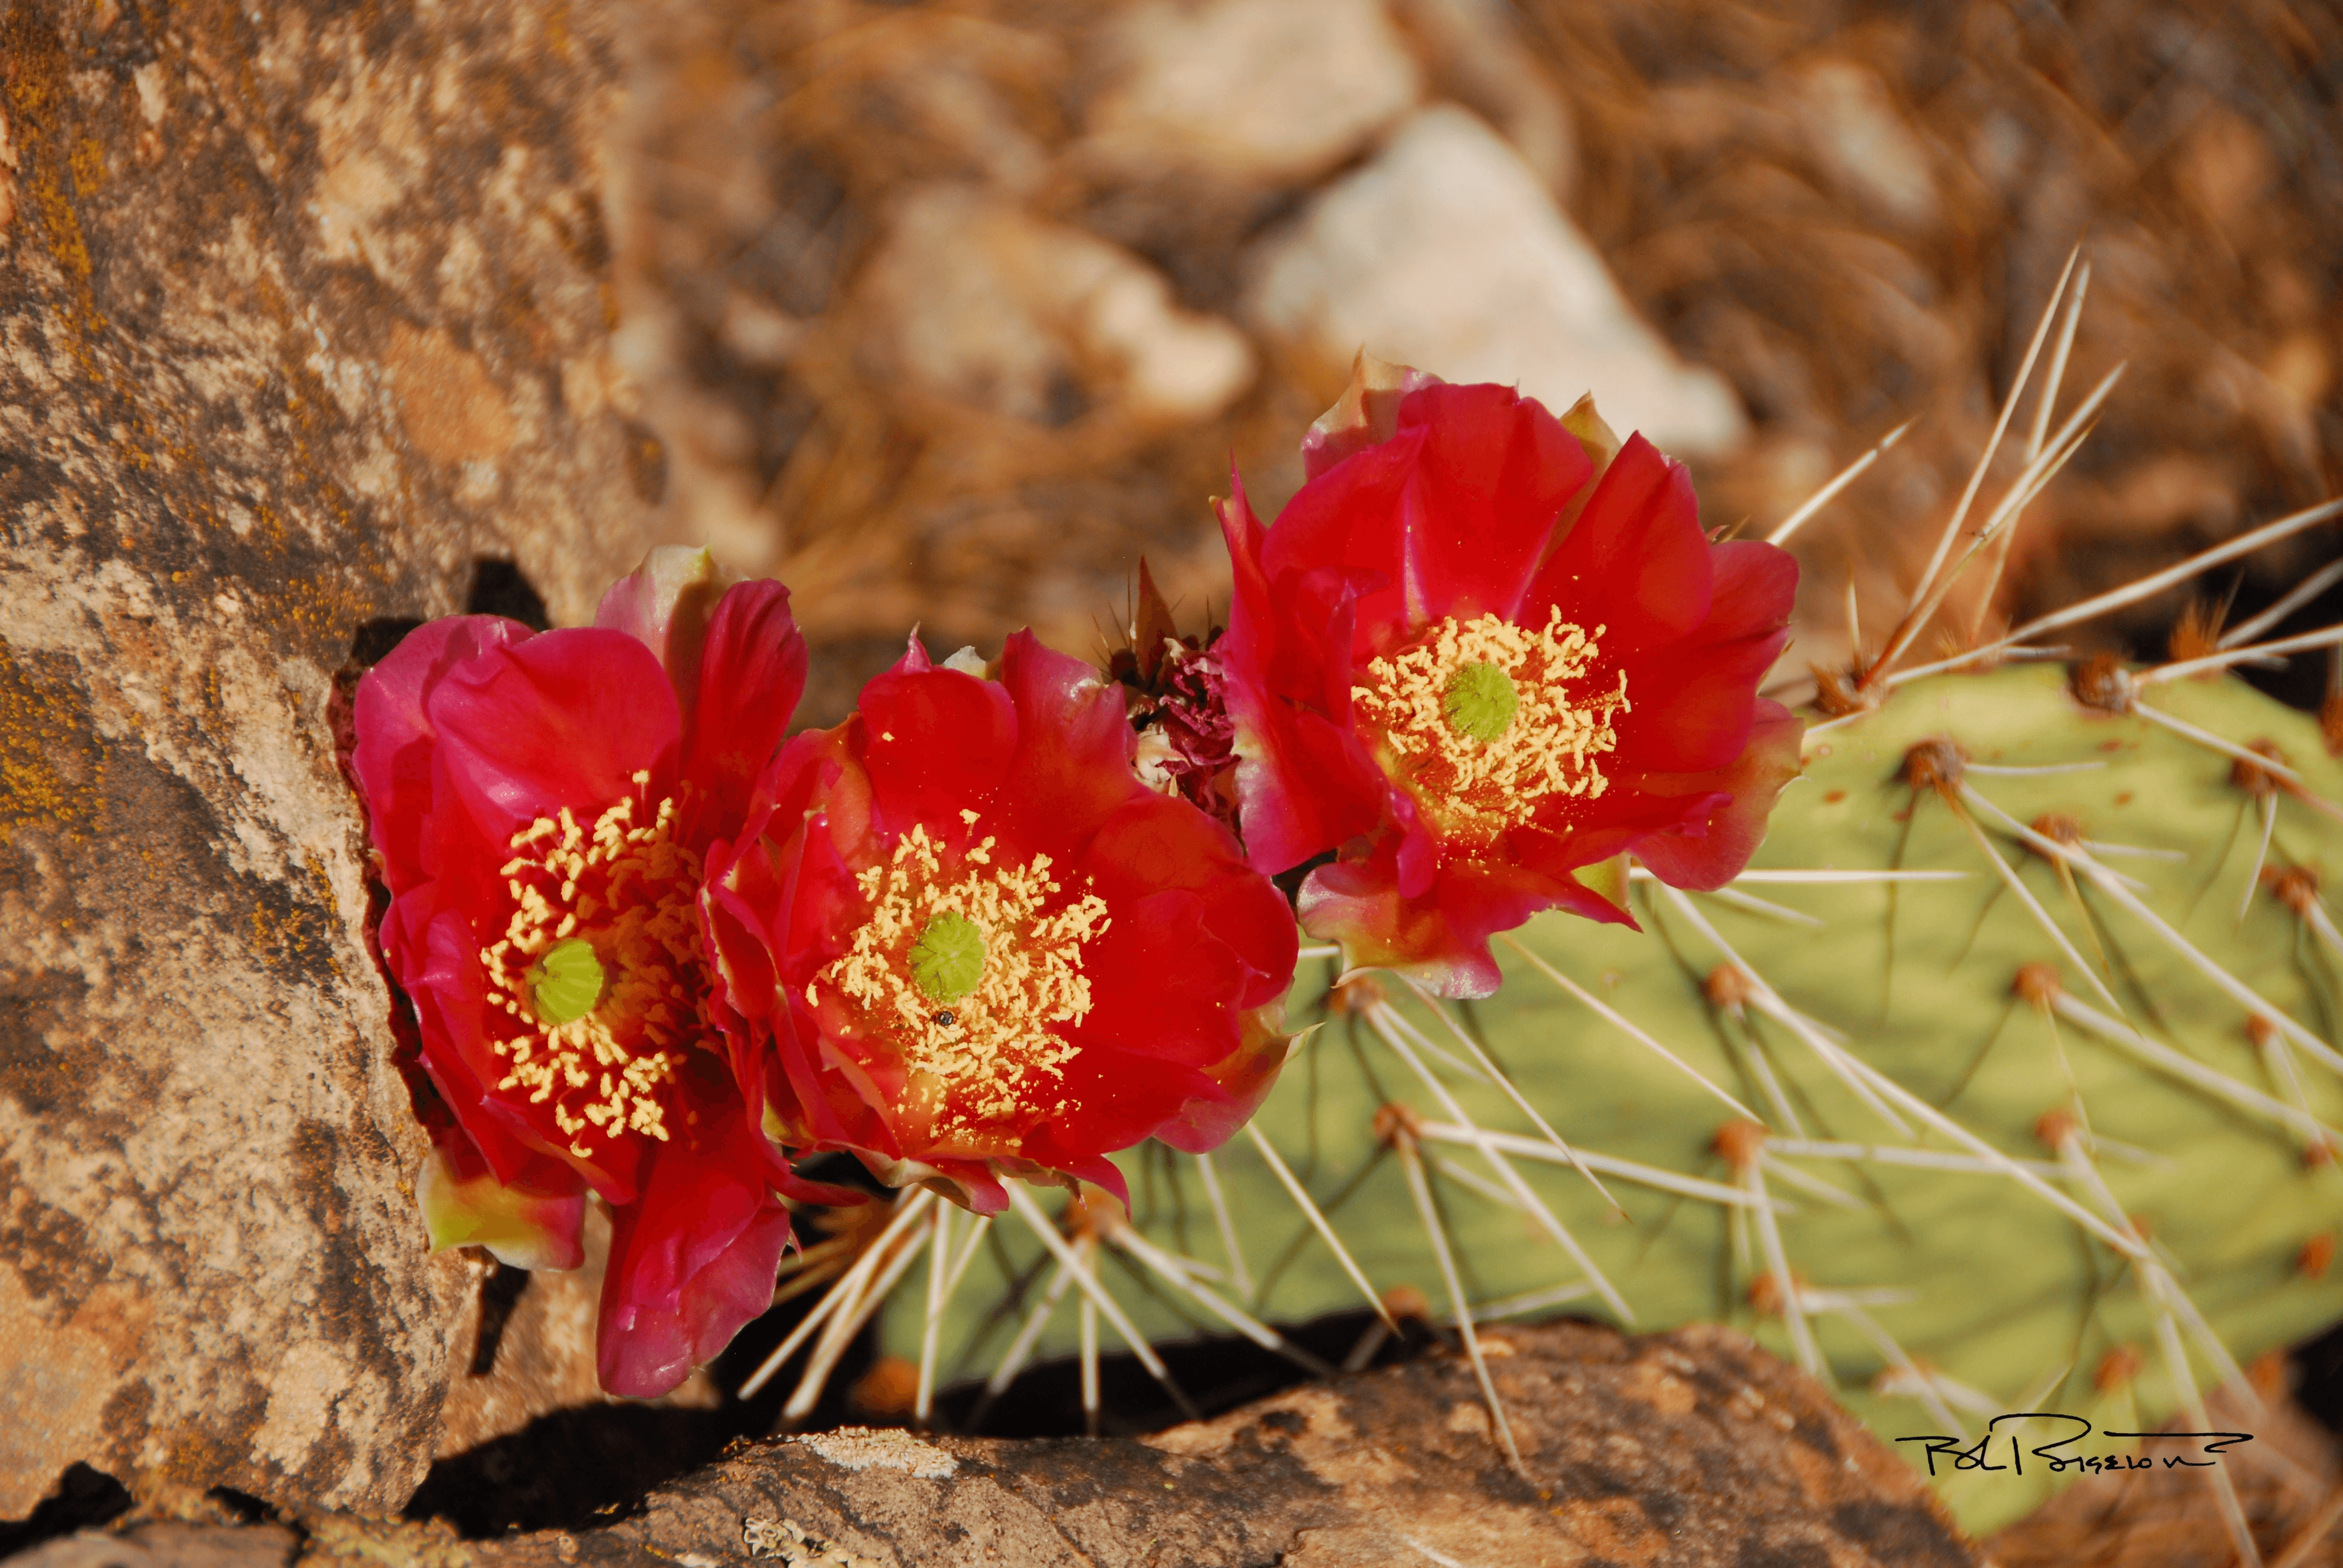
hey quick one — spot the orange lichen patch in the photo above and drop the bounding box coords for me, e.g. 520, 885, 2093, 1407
2247, 1014, 2284, 1051
2034, 1108, 2081, 1152
2265, 864, 2321, 918
2068, 653, 2136, 715
2305, 1137, 2338, 1171
819, 820, 1110, 1145
2094, 1345, 2143, 1391
1703, 963, 1755, 1011
2299, 1233, 2336, 1281
482, 773, 706, 1158
1899, 736, 1967, 794
1372, 1100, 1426, 1146
1058, 1186, 1126, 1241
2230, 739, 2286, 799
2012, 962, 2063, 1006
1351, 609, 1628, 848
0, 640, 105, 848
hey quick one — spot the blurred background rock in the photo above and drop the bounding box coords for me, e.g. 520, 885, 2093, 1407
607, 0, 2343, 725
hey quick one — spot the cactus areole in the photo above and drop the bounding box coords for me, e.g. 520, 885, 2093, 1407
1212, 355, 1805, 996
350, 547, 860, 1399
701, 632, 1300, 1215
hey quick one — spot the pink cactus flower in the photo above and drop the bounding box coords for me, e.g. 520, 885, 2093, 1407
701, 632, 1298, 1211
351, 547, 853, 1398
1214, 358, 1804, 998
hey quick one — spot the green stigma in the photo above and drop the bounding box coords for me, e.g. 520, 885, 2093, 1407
908, 912, 985, 1004
1442, 661, 1519, 744
528, 938, 605, 1026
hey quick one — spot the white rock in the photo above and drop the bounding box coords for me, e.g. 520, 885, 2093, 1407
1797, 61, 1936, 230
860, 185, 1255, 425
1083, 0, 1421, 184
1245, 106, 1747, 456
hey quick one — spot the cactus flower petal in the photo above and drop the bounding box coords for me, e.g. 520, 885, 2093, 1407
705, 630, 1299, 1204
1219, 365, 1803, 997
352, 552, 835, 1397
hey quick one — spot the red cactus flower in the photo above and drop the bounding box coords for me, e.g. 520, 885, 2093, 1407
1214, 358, 1803, 998
350, 547, 853, 1398
701, 632, 1299, 1210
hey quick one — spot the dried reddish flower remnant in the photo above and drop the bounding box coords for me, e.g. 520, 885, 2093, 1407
704, 632, 1299, 1210
351, 547, 852, 1399
1214, 357, 1803, 996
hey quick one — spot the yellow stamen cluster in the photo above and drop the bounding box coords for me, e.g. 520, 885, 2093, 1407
1352, 608, 1630, 845
479, 771, 707, 1158
816, 818, 1111, 1148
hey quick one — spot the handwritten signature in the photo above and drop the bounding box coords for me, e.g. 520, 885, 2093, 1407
1896, 1414, 2253, 1478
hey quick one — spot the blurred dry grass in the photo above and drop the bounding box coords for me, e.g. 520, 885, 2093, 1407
607, 0, 2342, 724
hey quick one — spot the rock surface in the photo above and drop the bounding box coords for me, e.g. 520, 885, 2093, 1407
15, 1321, 1985, 1566
0, 0, 673, 1517
1246, 105, 1749, 456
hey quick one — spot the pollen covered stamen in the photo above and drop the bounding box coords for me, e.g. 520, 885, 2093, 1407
816, 821, 1110, 1147
1353, 608, 1629, 844
478, 772, 704, 1158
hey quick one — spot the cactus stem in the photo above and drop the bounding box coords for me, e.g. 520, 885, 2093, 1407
1498, 931, 1762, 1121
2240, 795, 2281, 926
916, 1208, 991, 1424
1965, 760, 2108, 776
1418, 1121, 1776, 1209
1904, 246, 2078, 627
1988, 791, 2343, 1076
788, 1195, 939, 1422
1960, 260, 2098, 644
741, 1187, 937, 1400
2146, 622, 2343, 686
1947, 799, 2127, 1013
2025, 258, 2091, 466
1391, 1123, 1528, 1478
1742, 1157, 1826, 1380
1369, 1000, 1492, 1086
1702, 868, 1977, 883
1109, 1214, 1332, 1376
1833, 1293, 1970, 1438
1661, 888, 1915, 1136
1190, 1151, 1254, 1303
1366, 1002, 1634, 1322
1003, 1181, 1194, 1416
1913, 495, 2343, 689
1766, 1137, 2068, 1177
1080, 1293, 1099, 1437
1755, 1152, 1865, 1210
985, 1244, 1081, 1397
1393, 970, 1625, 1215
916, 1203, 953, 1425
2049, 988, 2339, 1145
1765, 417, 1915, 547
1245, 1122, 1396, 1331
2056, 1143, 2269, 1566
1869, 367, 2118, 689
2223, 559, 2343, 650
1703, 885, 1826, 927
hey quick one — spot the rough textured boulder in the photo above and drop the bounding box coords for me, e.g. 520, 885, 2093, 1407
17, 1321, 1987, 1566
0, 0, 673, 1515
